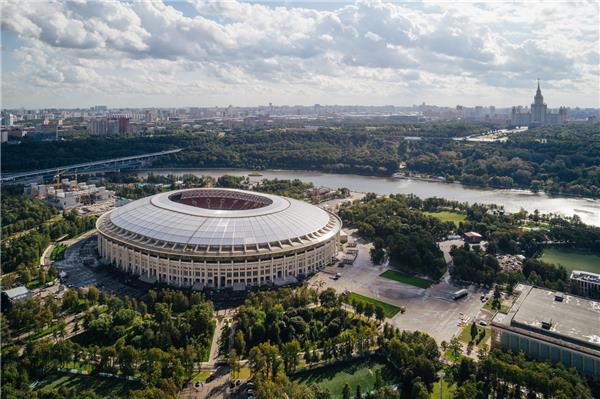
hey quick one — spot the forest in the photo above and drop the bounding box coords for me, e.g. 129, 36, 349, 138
3, 122, 598, 197
404, 123, 600, 197
2, 288, 214, 399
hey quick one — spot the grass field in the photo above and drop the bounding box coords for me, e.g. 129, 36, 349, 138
540, 248, 600, 274
431, 378, 456, 399
35, 372, 140, 398
346, 292, 401, 318
423, 211, 466, 226
191, 370, 212, 383
294, 357, 399, 397
458, 323, 490, 348
380, 270, 432, 289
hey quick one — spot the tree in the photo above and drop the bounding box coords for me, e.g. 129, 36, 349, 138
342, 383, 352, 399
410, 378, 430, 399
374, 369, 384, 390
319, 288, 338, 308
229, 349, 241, 379
448, 336, 462, 360
234, 330, 246, 356
375, 305, 385, 322
281, 340, 300, 374
470, 322, 478, 342
87, 286, 100, 304
62, 289, 79, 311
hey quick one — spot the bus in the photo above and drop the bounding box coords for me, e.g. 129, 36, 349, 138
453, 289, 468, 300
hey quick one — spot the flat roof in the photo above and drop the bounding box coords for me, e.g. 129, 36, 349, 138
571, 270, 600, 284
2, 286, 30, 299
492, 285, 600, 353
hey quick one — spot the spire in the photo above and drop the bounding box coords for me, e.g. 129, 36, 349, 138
536, 78, 541, 94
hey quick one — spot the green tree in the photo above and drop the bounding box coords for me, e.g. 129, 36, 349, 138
448, 336, 462, 360
234, 329, 246, 356
281, 339, 300, 374
470, 322, 478, 342
342, 383, 352, 399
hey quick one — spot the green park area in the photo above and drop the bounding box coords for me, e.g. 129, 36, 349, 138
50, 244, 67, 261
458, 323, 490, 349
423, 211, 466, 226
380, 269, 432, 289
294, 357, 400, 397
430, 377, 456, 399
540, 247, 600, 274
346, 292, 401, 318
35, 372, 141, 398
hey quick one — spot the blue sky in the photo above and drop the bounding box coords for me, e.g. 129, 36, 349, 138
1, 0, 599, 108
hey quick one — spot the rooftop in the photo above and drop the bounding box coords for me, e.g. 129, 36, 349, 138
492, 285, 600, 353
570, 270, 600, 284
2, 286, 31, 300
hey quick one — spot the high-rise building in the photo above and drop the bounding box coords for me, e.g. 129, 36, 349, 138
511, 80, 567, 127
118, 116, 130, 134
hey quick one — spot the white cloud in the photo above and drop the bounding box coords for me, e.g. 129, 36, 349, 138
1, 0, 598, 107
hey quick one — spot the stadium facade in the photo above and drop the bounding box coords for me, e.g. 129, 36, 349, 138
96, 188, 342, 289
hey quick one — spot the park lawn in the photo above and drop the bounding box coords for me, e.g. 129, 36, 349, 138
293, 357, 400, 398
35, 372, 141, 398
431, 378, 456, 399
346, 292, 401, 318
540, 248, 600, 274
27, 324, 61, 342
191, 370, 212, 383
380, 270, 432, 289
423, 211, 466, 226
458, 323, 490, 348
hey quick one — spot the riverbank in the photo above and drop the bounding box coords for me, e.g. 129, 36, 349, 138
135, 168, 600, 227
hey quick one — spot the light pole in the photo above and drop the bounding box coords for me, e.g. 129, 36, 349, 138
437, 370, 446, 399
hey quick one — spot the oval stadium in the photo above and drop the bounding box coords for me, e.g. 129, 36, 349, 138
96, 188, 342, 289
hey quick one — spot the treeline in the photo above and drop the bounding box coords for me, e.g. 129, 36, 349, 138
3, 121, 489, 175
338, 194, 451, 279
403, 123, 600, 198
1, 192, 57, 237
2, 288, 215, 399
448, 350, 593, 399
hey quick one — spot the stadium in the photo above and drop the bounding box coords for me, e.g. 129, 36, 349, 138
96, 188, 342, 289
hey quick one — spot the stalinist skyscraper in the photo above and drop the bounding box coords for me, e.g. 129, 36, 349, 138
531, 79, 548, 124
511, 80, 567, 127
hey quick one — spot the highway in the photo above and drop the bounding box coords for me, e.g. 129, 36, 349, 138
1, 148, 182, 182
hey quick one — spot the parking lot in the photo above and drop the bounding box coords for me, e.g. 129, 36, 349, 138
309, 234, 489, 343
54, 234, 146, 298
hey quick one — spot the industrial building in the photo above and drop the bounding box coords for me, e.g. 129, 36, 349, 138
96, 188, 342, 289
570, 270, 600, 299
27, 179, 113, 209
491, 284, 600, 379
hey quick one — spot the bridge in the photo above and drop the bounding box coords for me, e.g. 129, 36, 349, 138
1, 148, 182, 183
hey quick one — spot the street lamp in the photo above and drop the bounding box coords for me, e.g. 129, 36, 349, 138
437, 371, 446, 399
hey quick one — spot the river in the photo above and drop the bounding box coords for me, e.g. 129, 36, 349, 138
137, 169, 600, 227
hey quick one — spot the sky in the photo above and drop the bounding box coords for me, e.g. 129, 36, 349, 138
1, 0, 599, 109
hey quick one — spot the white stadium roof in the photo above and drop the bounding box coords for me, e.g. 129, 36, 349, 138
105, 188, 338, 248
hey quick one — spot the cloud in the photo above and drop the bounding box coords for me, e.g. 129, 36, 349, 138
1, 0, 598, 107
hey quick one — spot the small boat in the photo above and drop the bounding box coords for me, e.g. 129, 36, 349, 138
248, 172, 263, 177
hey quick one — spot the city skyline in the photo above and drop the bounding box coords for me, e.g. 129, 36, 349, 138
1, 1, 599, 108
